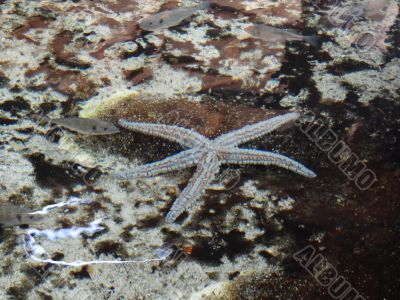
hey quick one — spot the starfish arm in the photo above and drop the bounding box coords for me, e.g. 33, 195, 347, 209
214, 112, 300, 147
119, 119, 209, 148
221, 148, 316, 178
113, 149, 200, 179
165, 154, 221, 222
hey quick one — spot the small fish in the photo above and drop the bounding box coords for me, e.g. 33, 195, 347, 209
0, 203, 43, 228
50, 118, 120, 135
139, 1, 212, 31
245, 24, 319, 47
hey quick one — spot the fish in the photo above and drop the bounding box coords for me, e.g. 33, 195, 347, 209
139, 1, 212, 31
50, 118, 120, 135
245, 24, 319, 47
0, 203, 43, 228
364, 0, 392, 20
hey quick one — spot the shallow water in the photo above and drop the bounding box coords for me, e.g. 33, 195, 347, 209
0, 0, 399, 299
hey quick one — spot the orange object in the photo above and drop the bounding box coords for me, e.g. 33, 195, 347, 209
183, 245, 193, 255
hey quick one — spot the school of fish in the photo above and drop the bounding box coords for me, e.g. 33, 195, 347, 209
138, 1, 318, 45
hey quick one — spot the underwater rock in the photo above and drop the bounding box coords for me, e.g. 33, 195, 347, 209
25, 64, 97, 100
80, 91, 286, 138
13, 16, 52, 45
52, 30, 92, 69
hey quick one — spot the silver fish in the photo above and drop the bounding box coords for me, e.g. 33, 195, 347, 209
51, 118, 120, 135
245, 24, 318, 47
139, 1, 211, 31
0, 203, 43, 227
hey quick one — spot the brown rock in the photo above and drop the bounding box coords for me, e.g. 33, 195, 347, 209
90, 17, 142, 59
93, 94, 283, 138
124, 67, 153, 85
25, 65, 97, 99
13, 16, 52, 45
104, 0, 138, 13
52, 31, 91, 69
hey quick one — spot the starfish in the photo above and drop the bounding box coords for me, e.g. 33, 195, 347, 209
116, 112, 316, 223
